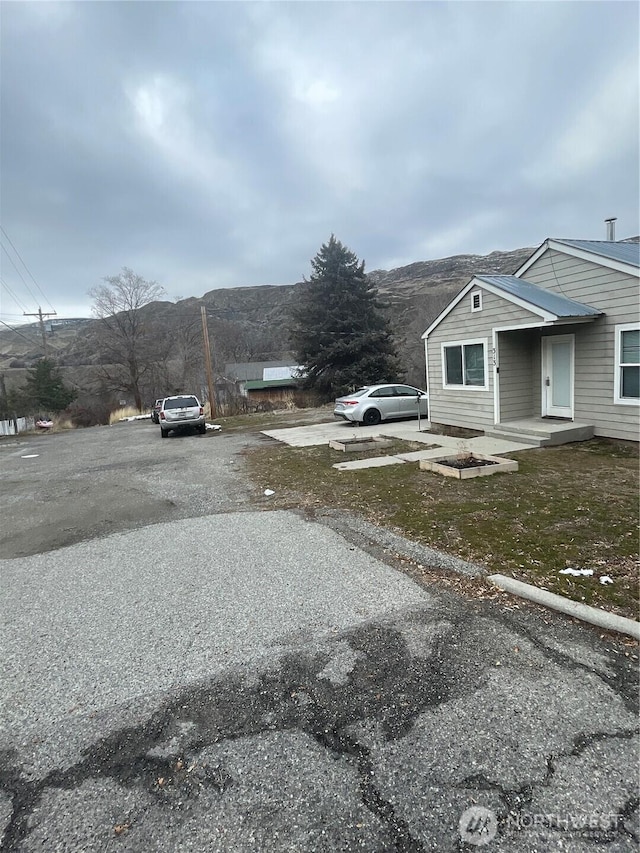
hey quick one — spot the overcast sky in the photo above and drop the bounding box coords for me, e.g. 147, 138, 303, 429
1, 0, 638, 323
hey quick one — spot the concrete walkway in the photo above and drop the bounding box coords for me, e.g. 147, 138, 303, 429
262, 419, 538, 470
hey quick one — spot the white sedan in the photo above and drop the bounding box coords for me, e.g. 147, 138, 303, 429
334, 384, 428, 426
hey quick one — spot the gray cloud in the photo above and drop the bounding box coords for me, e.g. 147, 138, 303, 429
1, 0, 638, 321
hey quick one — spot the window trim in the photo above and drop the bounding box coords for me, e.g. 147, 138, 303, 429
614, 322, 640, 406
441, 338, 489, 391
470, 290, 483, 312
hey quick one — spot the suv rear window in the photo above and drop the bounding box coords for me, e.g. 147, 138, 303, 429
164, 397, 199, 409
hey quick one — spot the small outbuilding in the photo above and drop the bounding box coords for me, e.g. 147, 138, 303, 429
225, 361, 303, 407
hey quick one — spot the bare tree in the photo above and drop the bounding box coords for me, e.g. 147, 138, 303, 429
89, 268, 166, 411
211, 318, 285, 366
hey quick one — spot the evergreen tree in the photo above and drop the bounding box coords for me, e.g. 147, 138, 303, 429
290, 235, 401, 397
24, 358, 75, 413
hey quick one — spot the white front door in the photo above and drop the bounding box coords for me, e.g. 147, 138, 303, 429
542, 335, 574, 419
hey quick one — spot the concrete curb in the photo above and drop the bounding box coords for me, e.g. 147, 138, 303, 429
488, 574, 640, 640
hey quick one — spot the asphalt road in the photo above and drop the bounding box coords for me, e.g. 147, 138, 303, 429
0, 420, 638, 852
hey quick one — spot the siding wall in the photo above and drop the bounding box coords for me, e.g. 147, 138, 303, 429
427, 289, 539, 430
523, 250, 639, 441
497, 329, 536, 421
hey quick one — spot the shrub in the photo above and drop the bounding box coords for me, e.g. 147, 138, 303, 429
65, 400, 113, 428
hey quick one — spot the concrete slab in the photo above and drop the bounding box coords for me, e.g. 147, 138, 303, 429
264, 420, 439, 448
264, 420, 538, 471
462, 436, 539, 455
373, 423, 436, 443
334, 448, 445, 471
333, 456, 408, 471
263, 421, 364, 447
396, 448, 455, 462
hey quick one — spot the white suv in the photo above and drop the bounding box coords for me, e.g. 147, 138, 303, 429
159, 395, 206, 437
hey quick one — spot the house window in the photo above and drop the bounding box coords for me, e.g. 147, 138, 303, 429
442, 339, 487, 389
615, 323, 640, 405
470, 291, 482, 312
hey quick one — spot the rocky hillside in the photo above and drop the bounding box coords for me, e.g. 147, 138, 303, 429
0, 245, 533, 389
368, 247, 534, 381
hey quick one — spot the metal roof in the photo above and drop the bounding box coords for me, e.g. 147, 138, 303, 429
225, 360, 296, 381
475, 275, 602, 318
553, 239, 640, 268
244, 378, 299, 390
263, 366, 301, 380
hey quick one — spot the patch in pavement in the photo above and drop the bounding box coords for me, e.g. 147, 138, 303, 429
1, 612, 638, 852
1, 617, 473, 851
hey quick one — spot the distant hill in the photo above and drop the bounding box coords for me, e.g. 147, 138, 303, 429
0, 245, 533, 391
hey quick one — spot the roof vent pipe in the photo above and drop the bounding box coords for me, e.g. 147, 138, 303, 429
605, 217, 617, 240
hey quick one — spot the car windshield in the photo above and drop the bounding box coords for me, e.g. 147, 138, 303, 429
346, 389, 369, 398
164, 397, 198, 409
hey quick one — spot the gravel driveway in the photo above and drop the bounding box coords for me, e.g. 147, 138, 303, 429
0, 421, 638, 851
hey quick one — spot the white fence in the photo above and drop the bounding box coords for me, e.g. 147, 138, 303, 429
0, 417, 35, 436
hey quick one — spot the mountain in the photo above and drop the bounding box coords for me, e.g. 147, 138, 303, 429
0, 245, 533, 392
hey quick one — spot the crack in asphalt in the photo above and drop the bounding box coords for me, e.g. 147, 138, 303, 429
501, 615, 639, 714
458, 729, 640, 844
2, 611, 638, 851
0, 619, 471, 851
313, 728, 426, 853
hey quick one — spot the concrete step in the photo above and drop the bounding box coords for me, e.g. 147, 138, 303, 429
485, 423, 594, 447
484, 429, 547, 447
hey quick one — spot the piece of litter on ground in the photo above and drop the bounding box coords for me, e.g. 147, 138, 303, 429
559, 568, 594, 577
599, 575, 614, 585
21, 454, 39, 459
264, 489, 275, 496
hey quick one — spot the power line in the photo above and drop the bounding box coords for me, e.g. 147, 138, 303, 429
0, 318, 39, 346
0, 244, 40, 308
0, 225, 55, 312
0, 276, 30, 313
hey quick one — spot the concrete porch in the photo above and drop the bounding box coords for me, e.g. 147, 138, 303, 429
485, 417, 594, 447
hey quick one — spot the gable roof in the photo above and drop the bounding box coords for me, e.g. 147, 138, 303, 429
475, 275, 602, 318
422, 275, 601, 339
555, 239, 640, 267
516, 238, 640, 277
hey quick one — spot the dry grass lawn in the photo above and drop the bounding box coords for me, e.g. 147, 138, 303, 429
244, 432, 639, 620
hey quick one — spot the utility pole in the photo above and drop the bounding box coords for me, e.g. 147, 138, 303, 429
23, 307, 56, 357
200, 305, 216, 419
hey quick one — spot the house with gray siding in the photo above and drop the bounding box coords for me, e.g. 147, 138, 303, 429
421, 237, 640, 444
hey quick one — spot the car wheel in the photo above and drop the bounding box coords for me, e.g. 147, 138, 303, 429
198, 424, 206, 434
362, 408, 381, 426
161, 428, 168, 438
